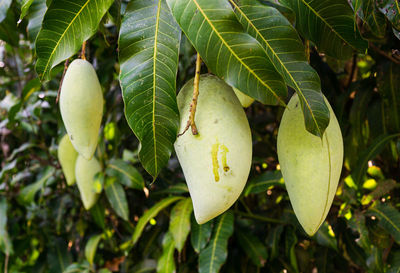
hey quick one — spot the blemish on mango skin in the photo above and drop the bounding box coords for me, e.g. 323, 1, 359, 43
220, 144, 229, 172
211, 142, 220, 182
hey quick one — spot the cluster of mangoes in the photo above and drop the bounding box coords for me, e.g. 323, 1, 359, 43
58, 59, 103, 210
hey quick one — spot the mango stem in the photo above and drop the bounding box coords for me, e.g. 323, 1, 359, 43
56, 58, 70, 104
80, 41, 87, 60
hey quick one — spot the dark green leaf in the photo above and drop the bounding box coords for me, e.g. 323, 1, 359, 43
348, 212, 372, 252
366, 246, 384, 273
167, 0, 287, 105
236, 227, 267, 267
106, 159, 144, 189
0, 0, 11, 23
63, 261, 91, 273
280, 0, 367, 59
85, 234, 102, 266
342, 228, 367, 268
90, 202, 106, 230
266, 225, 284, 260
244, 170, 284, 196
353, 134, 400, 185
285, 226, 299, 273
369, 203, 400, 244
20, 0, 34, 21
26, 0, 46, 43
169, 198, 193, 252
199, 211, 234, 273
377, 0, 400, 30
232, 0, 329, 137
47, 238, 72, 273
0, 197, 13, 255
118, 0, 181, 178
157, 232, 176, 273
104, 178, 129, 221
35, 0, 114, 80
358, 0, 387, 41
191, 214, 213, 254
314, 222, 337, 251
132, 196, 184, 245
0, 5, 19, 46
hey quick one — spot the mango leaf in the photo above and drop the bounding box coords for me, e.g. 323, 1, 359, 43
119, 0, 181, 178
169, 198, 193, 252
85, 234, 103, 266
90, 202, 106, 230
266, 225, 284, 260
191, 214, 213, 253
26, 0, 46, 43
47, 238, 72, 273
0, 4, 18, 46
104, 178, 129, 221
0, 0, 11, 23
315, 222, 337, 251
106, 159, 144, 189
132, 196, 184, 245
377, 0, 400, 30
199, 211, 234, 273
167, 0, 287, 105
358, 0, 387, 41
348, 212, 371, 252
35, 0, 114, 81
244, 170, 284, 196
235, 227, 267, 267
369, 203, 400, 244
280, 0, 367, 59
285, 226, 298, 272
378, 62, 400, 133
17, 166, 55, 205
20, 0, 34, 21
353, 134, 400, 185
64, 261, 91, 273
232, 0, 329, 137
0, 197, 13, 255
157, 232, 176, 273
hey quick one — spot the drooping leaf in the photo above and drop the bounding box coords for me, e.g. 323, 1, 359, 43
199, 211, 234, 273
85, 234, 103, 266
369, 203, 400, 244
26, 0, 46, 43
0, 0, 11, 23
244, 170, 284, 196
191, 214, 213, 253
236, 227, 268, 267
377, 0, 400, 30
285, 226, 298, 272
352, 134, 400, 185
17, 166, 55, 205
266, 225, 284, 260
0, 197, 13, 255
35, 0, 114, 81
90, 202, 106, 230
118, 0, 181, 178
167, 0, 287, 105
157, 232, 176, 273
106, 159, 144, 189
104, 178, 129, 221
232, 0, 329, 137
280, 0, 367, 59
0, 5, 19, 46
47, 238, 72, 273
132, 196, 184, 245
20, 0, 34, 21
169, 198, 193, 252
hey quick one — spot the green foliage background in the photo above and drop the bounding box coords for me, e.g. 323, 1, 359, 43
0, 0, 400, 272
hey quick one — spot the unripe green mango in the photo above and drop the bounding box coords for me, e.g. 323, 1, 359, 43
60, 59, 103, 160
174, 75, 252, 224
57, 134, 78, 186
233, 87, 255, 108
277, 94, 343, 236
75, 155, 101, 210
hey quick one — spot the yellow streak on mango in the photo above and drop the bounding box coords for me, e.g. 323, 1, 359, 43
220, 144, 229, 172
211, 142, 220, 182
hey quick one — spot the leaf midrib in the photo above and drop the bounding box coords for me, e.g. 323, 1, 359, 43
40, 0, 91, 79
370, 206, 400, 233
191, 0, 283, 104
209, 213, 226, 272
109, 181, 127, 219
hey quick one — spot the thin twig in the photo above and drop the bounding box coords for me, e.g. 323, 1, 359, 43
235, 210, 285, 224
80, 41, 87, 60
56, 59, 69, 104
305, 39, 310, 63
370, 43, 400, 65
4, 254, 9, 273
178, 53, 202, 137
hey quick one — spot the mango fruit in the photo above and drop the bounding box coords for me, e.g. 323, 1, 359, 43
174, 75, 252, 224
60, 59, 103, 160
57, 134, 78, 186
75, 155, 101, 210
233, 87, 254, 108
277, 94, 343, 235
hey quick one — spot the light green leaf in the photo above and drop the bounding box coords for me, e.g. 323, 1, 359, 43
20, 0, 34, 21
369, 203, 400, 244
0, 0, 11, 23
17, 166, 55, 205
199, 211, 234, 273
169, 198, 193, 252
232, 0, 329, 137
119, 0, 181, 178
167, 0, 287, 105
236, 227, 267, 267
85, 234, 103, 266
132, 196, 184, 245
191, 214, 213, 253
280, 0, 367, 59
157, 232, 176, 273
244, 170, 284, 196
35, 0, 114, 81
104, 178, 129, 221
0, 197, 13, 255
106, 159, 144, 189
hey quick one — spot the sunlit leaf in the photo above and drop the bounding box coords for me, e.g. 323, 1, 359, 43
20, 0, 34, 21
119, 0, 181, 178
169, 198, 193, 252
157, 232, 176, 273
85, 234, 103, 266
